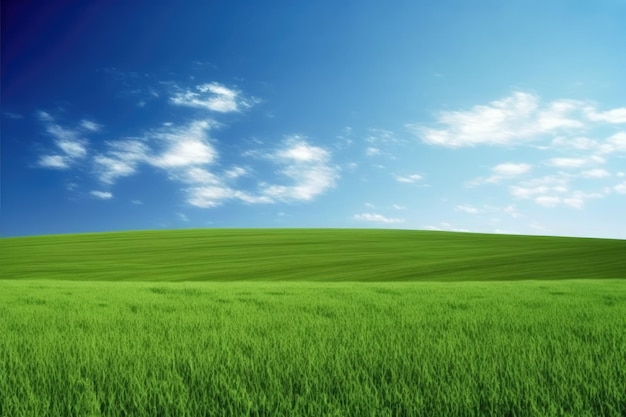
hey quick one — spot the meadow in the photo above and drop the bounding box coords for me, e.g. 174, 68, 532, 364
1, 229, 625, 416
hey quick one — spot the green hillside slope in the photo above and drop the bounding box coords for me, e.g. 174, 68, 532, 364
1, 229, 624, 281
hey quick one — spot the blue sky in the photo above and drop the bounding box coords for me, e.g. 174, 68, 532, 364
2, 0, 625, 238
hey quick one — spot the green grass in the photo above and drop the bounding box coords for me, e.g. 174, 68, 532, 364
1, 229, 625, 416
1, 279, 625, 417
1, 228, 625, 281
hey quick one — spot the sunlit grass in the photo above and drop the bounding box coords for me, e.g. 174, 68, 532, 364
1, 279, 625, 417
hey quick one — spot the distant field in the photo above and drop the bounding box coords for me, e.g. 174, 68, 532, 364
2, 279, 625, 417
2, 229, 625, 416
1, 228, 625, 281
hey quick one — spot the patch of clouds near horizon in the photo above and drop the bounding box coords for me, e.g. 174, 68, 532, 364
353, 213, 405, 224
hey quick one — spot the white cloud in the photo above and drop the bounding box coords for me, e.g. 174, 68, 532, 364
80, 120, 102, 132
424, 222, 469, 232
510, 174, 571, 199
185, 136, 337, 208
366, 128, 398, 144
38, 111, 53, 122
546, 157, 589, 168
354, 213, 405, 224
39, 155, 70, 169
580, 168, 610, 179
37, 114, 90, 169
259, 137, 337, 202
550, 136, 597, 150
395, 174, 422, 183
224, 166, 248, 179
597, 131, 626, 155
615, 181, 626, 194
90, 190, 113, 200
535, 196, 561, 207
470, 162, 532, 186
492, 162, 532, 176
95, 140, 150, 184
151, 120, 216, 168
408, 92, 626, 148
456, 204, 479, 214
392, 204, 406, 210
365, 147, 381, 156
585, 107, 626, 124
170, 82, 256, 113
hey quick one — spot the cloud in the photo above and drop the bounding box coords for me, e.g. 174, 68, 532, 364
546, 157, 602, 169
580, 168, 610, 179
354, 213, 405, 224
615, 181, 626, 194
184, 136, 337, 208
37, 113, 90, 169
585, 107, 626, 124
510, 174, 570, 199
170, 82, 257, 113
456, 204, 479, 214
3, 111, 23, 119
80, 120, 102, 132
260, 137, 338, 202
597, 132, 626, 155
408, 92, 626, 148
151, 120, 217, 168
90, 190, 113, 200
424, 222, 469, 232
492, 162, 532, 176
95, 140, 150, 184
392, 204, 406, 210
365, 147, 381, 156
470, 162, 532, 186
395, 174, 422, 183
511, 174, 605, 208
39, 155, 70, 169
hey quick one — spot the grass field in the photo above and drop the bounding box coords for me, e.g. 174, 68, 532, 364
1, 229, 625, 281
1, 229, 625, 416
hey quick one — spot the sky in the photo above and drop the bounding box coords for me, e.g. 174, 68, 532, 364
2, 0, 625, 238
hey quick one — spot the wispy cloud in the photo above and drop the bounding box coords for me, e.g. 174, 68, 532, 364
546, 156, 603, 169
95, 140, 150, 184
471, 162, 532, 185
37, 112, 90, 169
510, 173, 606, 208
456, 204, 480, 214
39, 155, 70, 169
80, 120, 102, 132
170, 82, 257, 113
354, 213, 405, 224
424, 222, 469, 232
580, 168, 611, 179
90, 190, 113, 200
3, 111, 23, 119
408, 92, 626, 148
394, 174, 422, 183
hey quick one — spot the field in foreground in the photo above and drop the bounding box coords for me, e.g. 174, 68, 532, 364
1, 279, 625, 417
1, 229, 625, 281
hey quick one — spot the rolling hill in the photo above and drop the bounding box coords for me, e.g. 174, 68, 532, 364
1, 228, 624, 281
